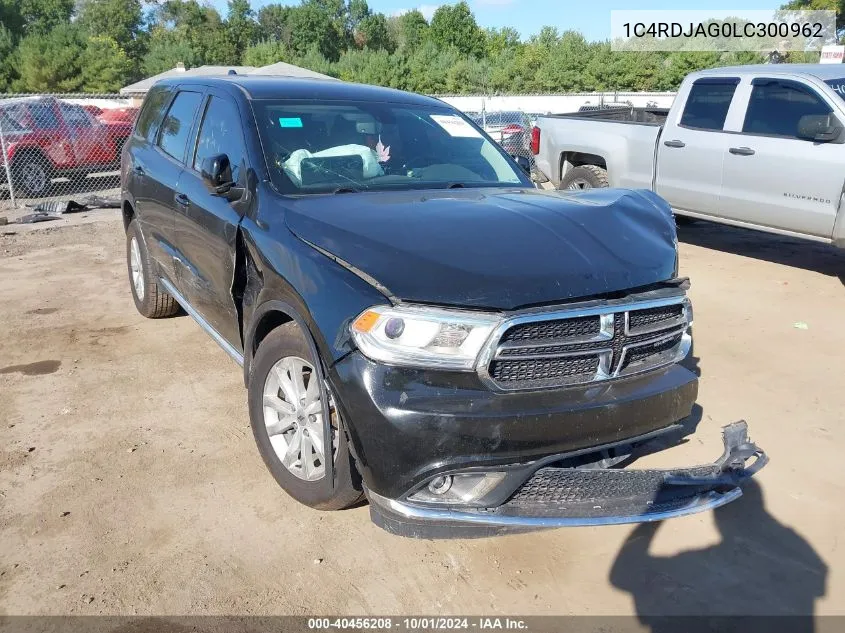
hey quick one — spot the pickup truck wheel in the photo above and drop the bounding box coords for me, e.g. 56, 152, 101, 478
125, 220, 179, 318
559, 165, 608, 190
248, 323, 363, 510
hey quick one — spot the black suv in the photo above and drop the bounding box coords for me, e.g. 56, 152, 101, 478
121, 76, 765, 537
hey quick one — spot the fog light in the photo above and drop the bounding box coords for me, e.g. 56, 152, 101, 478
410, 472, 506, 505
428, 475, 452, 495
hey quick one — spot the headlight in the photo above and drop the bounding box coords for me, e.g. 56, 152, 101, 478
350, 305, 501, 370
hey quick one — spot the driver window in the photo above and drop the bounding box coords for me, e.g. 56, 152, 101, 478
743, 80, 832, 140
193, 96, 246, 182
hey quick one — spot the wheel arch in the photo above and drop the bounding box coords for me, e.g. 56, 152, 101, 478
244, 300, 316, 387
122, 199, 135, 232
9, 144, 49, 166
560, 151, 607, 181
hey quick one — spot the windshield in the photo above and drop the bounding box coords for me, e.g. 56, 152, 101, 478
252, 100, 528, 195
825, 78, 845, 101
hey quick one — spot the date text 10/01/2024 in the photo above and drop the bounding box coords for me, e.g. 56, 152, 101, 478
307, 618, 529, 630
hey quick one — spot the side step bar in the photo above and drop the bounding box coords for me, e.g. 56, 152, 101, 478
369, 421, 767, 539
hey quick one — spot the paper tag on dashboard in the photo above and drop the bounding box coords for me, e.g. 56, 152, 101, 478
430, 115, 482, 138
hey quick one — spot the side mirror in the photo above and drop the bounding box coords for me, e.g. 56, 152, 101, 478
797, 113, 843, 143
200, 153, 234, 194
513, 155, 531, 176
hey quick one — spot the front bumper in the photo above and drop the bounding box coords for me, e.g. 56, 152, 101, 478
368, 421, 767, 538
329, 352, 699, 500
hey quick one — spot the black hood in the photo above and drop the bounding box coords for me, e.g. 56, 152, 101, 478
284, 187, 677, 311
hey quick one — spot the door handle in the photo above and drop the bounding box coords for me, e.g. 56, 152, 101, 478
729, 146, 755, 156
663, 139, 686, 148
174, 193, 190, 207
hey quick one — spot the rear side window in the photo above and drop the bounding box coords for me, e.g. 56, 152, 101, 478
157, 91, 203, 162
59, 103, 94, 128
743, 80, 832, 139
680, 79, 739, 131
193, 96, 246, 182
135, 87, 172, 142
28, 103, 60, 130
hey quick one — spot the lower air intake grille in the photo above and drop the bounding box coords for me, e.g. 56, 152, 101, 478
490, 355, 600, 386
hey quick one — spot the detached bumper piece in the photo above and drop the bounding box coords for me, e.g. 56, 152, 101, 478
369, 421, 767, 539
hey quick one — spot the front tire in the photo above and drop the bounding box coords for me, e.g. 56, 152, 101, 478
248, 322, 363, 510
126, 219, 179, 318
559, 164, 609, 190
13, 154, 50, 197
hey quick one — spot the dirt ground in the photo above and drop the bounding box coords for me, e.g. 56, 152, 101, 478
0, 212, 843, 618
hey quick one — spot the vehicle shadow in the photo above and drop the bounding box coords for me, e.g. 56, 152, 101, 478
609, 478, 828, 627
677, 220, 845, 286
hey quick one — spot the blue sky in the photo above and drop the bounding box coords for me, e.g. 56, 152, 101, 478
211, 0, 786, 41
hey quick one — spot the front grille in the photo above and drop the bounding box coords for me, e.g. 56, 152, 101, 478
627, 304, 685, 334
501, 315, 600, 342
484, 297, 689, 391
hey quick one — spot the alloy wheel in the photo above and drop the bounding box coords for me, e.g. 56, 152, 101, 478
129, 237, 145, 301
566, 178, 592, 190
262, 355, 336, 481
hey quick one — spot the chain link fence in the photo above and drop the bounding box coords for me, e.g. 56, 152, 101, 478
463, 109, 544, 183
0, 94, 139, 218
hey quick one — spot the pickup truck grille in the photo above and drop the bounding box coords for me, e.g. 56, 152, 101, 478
483, 297, 690, 391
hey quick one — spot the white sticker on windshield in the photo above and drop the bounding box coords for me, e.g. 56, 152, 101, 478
430, 114, 482, 138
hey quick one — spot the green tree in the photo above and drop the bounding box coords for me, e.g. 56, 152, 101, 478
11, 0, 74, 37
257, 4, 291, 41
77, 0, 144, 57
391, 9, 429, 51
0, 23, 18, 91
290, 44, 338, 77
286, 3, 343, 60
485, 27, 520, 57
335, 47, 404, 85
142, 31, 199, 76
227, 0, 258, 59
150, 0, 237, 66
659, 51, 722, 90
445, 55, 491, 93
781, 0, 844, 32
429, 2, 485, 57
243, 39, 290, 66
81, 36, 133, 91
404, 40, 460, 93
356, 14, 394, 51
16, 22, 85, 91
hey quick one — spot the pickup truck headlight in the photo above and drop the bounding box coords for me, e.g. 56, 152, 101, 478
350, 305, 501, 370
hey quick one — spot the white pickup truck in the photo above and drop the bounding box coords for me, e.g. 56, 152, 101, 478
533, 64, 845, 247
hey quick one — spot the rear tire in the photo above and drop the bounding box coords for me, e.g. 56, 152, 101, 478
126, 219, 179, 318
559, 164, 609, 190
248, 322, 363, 510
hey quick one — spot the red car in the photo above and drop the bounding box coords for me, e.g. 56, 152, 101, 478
0, 97, 133, 197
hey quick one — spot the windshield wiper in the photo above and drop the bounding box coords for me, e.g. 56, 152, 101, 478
332, 186, 361, 194
446, 183, 466, 189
